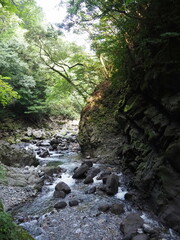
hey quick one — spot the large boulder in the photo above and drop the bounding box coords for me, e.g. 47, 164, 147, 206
55, 181, 71, 194
53, 191, 66, 198
86, 167, 100, 178
72, 163, 90, 179
84, 175, 93, 184
0, 141, 38, 167
120, 213, 144, 239
105, 174, 119, 195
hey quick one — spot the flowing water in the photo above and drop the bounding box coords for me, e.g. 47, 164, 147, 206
10, 140, 180, 240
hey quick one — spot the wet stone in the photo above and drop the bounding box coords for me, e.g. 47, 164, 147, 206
98, 204, 111, 212
54, 201, 67, 209
84, 175, 93, 184
110, 203, 125, 215
53, 190, 66, 198
39, 150, 49, 158
82, 160, 93, 168
72, 163, 90, 179
69, 200, 79, 207
55, 181, 71, 194
106, 174, 119, 195
86, 167, 100, 178
120, 213, 144, 239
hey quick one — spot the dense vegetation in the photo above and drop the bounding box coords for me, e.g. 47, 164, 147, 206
0, 0, 179, 237
64, 0, 180, 94
0, 0, 103, 121
1, 0, 179, 122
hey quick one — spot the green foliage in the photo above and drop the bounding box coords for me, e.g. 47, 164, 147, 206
65, 0, 180, 97
0, 76, 20, 106
0, 0, 104, 120
0, 211, 34, 240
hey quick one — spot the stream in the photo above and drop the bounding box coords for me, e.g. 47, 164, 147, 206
9, 134, 180, 240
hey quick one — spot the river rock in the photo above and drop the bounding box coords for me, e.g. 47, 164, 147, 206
72, 163, 90, 179
98, 204, 110, 212
54, 201, 67, 209
97, 170, 112, 184
159, 194, 180, 233
39, 150, 50, 158
50, 138, 61, 145
120, 213, 144, 239
69, 200, 79, 207
86, 167, 100, 178
84, 175, 93, 184
125, 192, 137, 202
82, 160, 93, 168
0, 141, 38, 167
110, 203, 124, 215
55, 181, 71, 194
105, 174, 119, 195
53, 190, 66, 198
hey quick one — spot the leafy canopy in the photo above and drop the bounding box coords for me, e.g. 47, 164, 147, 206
0, 76, 20, 107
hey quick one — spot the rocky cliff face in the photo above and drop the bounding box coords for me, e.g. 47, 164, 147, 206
78, 78, 180, 233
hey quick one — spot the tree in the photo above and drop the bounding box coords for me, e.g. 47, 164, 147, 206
0, 76, 20, 106
0, 0, 104, 120
27, 27, 103, 100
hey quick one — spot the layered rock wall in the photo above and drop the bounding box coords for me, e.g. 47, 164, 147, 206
78, 79, 180, 232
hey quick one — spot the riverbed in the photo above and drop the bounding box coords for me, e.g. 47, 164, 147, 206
7, 136, 179, 240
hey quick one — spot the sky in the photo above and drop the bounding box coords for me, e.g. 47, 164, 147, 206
35, 0, 91, 51
35, 0, 66, 24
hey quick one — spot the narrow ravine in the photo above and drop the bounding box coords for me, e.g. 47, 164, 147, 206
7, 124, 179, 240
